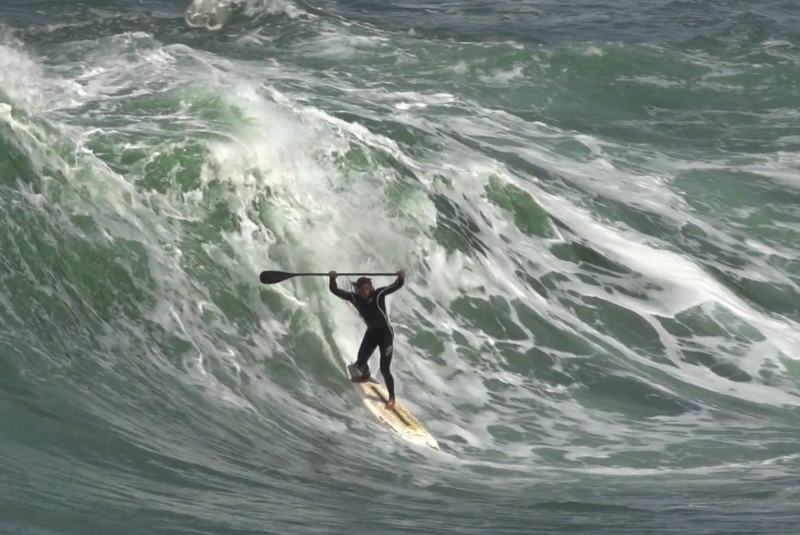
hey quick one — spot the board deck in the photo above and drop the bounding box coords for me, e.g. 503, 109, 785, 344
352, 376, 440, 451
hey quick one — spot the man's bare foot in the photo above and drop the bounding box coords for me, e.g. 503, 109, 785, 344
384, 398, 396, 410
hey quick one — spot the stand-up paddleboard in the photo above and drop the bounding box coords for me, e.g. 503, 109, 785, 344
348, 365, 440, 451
185, 0, 233, 30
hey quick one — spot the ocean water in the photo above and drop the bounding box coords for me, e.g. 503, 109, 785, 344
2, 0, 800, 533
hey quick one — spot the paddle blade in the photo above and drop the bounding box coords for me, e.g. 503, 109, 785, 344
259, 270, 295, 284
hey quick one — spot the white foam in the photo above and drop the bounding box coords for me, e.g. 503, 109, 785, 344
0, 41, 45, 113
7, 16, 800, 482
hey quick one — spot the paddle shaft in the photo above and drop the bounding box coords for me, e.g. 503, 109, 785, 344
287, 272, 395, 277
259, 269, 400, 284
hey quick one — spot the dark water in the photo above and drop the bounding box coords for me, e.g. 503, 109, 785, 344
1, 0, 800, 533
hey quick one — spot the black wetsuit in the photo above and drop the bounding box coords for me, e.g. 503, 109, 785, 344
329, 275, 404, 399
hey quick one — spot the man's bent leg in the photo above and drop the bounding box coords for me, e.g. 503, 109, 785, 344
350, 329, 378, 381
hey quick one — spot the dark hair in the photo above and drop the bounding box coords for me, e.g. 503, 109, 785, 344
353, 277, 372, 289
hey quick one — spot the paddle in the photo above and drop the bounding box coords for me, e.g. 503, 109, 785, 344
259, 270, 398, 285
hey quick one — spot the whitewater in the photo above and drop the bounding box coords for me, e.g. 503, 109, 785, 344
1, 0, 800, 533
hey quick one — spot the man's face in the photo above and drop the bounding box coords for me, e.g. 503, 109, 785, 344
357, 281, 373, 298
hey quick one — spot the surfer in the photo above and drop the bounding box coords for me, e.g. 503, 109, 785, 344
328, 269, 405, 410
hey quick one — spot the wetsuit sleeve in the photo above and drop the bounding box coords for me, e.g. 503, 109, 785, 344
329, 277, 355, 301
376, 275, 404, 296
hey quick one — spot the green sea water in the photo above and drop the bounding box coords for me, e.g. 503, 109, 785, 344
2, 0, 800, 533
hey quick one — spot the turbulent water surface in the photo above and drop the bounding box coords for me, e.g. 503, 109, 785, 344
2, 0, 800, 533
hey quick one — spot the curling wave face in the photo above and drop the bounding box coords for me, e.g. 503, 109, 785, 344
1, 0, 800, 533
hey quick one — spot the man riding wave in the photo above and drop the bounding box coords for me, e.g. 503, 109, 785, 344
328, 269, 405, 410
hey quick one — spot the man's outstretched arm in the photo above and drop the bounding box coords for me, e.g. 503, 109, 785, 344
329, 271, 355, 301
376, 269, 405, 296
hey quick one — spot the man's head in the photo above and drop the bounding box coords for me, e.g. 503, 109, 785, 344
354, 277, 373, 298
